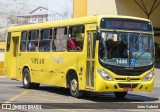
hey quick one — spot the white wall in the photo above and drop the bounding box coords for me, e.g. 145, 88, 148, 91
0, 53, 4, 61
88, 0, 118, 16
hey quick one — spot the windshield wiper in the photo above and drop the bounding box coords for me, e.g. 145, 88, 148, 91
136, 52, 145, 59
133, 32, 143, 49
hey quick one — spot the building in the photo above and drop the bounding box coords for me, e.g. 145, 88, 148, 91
17, 6, 65, 24
73, 0, 160, 44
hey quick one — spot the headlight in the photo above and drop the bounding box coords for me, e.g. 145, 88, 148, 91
97, 69, 113, 81
143, 71, 154, 81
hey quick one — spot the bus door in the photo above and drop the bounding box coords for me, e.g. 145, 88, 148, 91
11, 37, 19, 79
86, 31, 96, 90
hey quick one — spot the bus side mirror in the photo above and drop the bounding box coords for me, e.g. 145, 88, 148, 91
96, 30, 101, 40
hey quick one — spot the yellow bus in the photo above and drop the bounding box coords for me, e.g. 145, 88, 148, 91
5, 15, 154, 98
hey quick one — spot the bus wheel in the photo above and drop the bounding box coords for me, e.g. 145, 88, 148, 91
69, 76, 83, 98
22, 68, 33, 89
114, 92, 127, 98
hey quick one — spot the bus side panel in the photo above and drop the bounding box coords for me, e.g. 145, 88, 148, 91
17, 52, 52, 84
16, 48, 87, 89
17, 52, 36, 82
52, 52, 78, 87
49, 52, 86, 88
33, 52, 53, 85
76, 52, 87, 90
16, 52, 32, 81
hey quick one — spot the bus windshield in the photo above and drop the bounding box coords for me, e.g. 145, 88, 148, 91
99, 31, 153, 67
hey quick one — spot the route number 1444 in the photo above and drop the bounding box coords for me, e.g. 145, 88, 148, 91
116, 59, 127, 64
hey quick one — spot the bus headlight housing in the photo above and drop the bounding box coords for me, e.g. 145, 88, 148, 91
143, 71, 154, 81
97, 69, 113, 81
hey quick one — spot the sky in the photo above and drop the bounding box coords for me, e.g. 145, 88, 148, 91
48, 0, 73, 17
0, 0, 73, 17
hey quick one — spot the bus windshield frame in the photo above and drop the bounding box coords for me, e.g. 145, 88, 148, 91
98, 30, 154, 68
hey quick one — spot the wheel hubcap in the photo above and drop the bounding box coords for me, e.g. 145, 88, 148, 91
71, 79, 77, 93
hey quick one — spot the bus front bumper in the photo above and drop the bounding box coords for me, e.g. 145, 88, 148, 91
95, 77, 154, 92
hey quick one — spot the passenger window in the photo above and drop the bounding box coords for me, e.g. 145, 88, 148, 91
39, 29, 52, 52
20, 31, 27, 52
53, 27, 67, 51
68, 25, 84, 51
27, 30, 39, 52
6, 32, 11, 52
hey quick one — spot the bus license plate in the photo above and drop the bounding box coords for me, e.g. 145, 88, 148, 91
124, 88, 133, 92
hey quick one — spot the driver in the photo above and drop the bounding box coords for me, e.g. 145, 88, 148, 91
123, 42, 137, 57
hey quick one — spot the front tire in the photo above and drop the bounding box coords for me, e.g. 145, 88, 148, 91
69, 75, 83, 98
114, 92, 127, 99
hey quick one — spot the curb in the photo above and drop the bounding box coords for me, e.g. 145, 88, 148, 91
0, 75, 7, 78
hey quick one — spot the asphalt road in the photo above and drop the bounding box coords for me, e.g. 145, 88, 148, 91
0, 68, 159, 112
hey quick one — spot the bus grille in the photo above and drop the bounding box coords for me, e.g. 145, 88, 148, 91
118, 83, 138, 88
115, 71, 144, 76
115, 78, 140, 81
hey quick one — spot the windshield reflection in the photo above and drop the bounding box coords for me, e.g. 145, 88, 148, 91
99, 31, 153, 67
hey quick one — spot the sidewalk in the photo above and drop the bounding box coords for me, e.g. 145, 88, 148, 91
155, 61, 160, 68
0, 75, 6, 78
154, 68, 160, 88
0, 52, 4, 61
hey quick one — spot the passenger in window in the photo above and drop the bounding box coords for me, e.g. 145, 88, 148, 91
67, 34, 76, 50
112, 44, 120, 58
106, 39, 114, 58
28, 42, 35, 51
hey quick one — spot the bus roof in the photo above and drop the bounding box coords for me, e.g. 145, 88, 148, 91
8, 15, 151, 32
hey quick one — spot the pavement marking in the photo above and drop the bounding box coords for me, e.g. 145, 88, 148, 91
23, 95, 68, 103
59, 109, 77, 112
25, 93, 60, 98
4, 89, 30, 104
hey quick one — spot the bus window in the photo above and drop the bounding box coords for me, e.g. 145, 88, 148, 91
67, 25, 84, 51
39, 29, 52, 52
20, 31, 27, 52
27, 30, 39, 52
54, 27, 67, 52
6, 32, 11, 52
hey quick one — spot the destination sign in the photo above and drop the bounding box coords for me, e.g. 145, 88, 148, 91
100, 18, 152, 31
